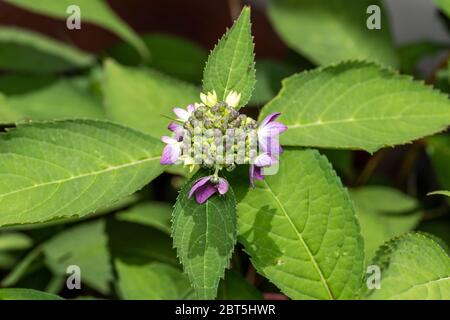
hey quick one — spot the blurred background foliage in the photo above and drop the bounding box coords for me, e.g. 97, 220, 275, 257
0, 0, 448, 300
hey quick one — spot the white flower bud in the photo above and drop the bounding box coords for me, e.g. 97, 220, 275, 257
200, 90, 218, 107
225, 91, 241, 108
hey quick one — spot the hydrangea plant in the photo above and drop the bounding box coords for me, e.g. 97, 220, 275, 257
0, 4, 449, 301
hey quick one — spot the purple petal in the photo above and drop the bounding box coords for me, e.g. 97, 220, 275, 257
168, 122, 184, 140
265, 122, 288, 135
217, 178, 229, 195
254, 153, 273, 167
260, 112, 281, 128
249, 165, 264, 188
186, 104, 195, 113
160, 143, 181, 164
258, 135, 281, 155
161, 135, 176, 144
195, 184, 217, 204
173, 107, 190, 121
188, 176, 212, 199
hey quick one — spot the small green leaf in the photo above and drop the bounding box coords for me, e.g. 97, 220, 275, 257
7, 79, 105, 121
364, 233, 450, 299
349, 187, 422, 263
116, 260, 191, 300
218, 270, 263, 300
0, 27, 94, 73
238, 149, 364, 300
172, 172, 237, 299
102, 60, 199, 138
260, 61, 450, 153
428, 190, 450, 197
4, 0, 149, 60
268, 0, 397, 68
0, 120, 164, 227
435, 0, 450, 18
0, 288, 63, 300
43, 220, 113, 295
115, 202, 172, 235
0, 232, 33, 251
0, 74, 55, 96
202, 6, 255, 107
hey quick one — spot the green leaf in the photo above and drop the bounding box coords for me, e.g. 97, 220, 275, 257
0, 288, 63, 300
428, 190, 450, 197
364, 233, 450, 299
107, 219, 179, 267
0, 94, 22, 123
108, 33, 207, 83
102, 60, 199, 138
7, 79, 105, 121
435, 0, 450, 18
43, 220, 113, 295
260, 61, 450, 153
217, 270, 263, 300
0, 74, 55, 96
268, 0, 397, 68
237, 149, 364, 300
427, 135, 450, 190
115, 202, 172, 235
4, 0, 149, 60
0, 119, 164, 227
250, 60, 295, 106
349, 187, 422, 263
116, 260, 191, 300
202, 6, 255, 107
172, 172, 237, 299
0, 232, 33, 251
0, 27, 94, 74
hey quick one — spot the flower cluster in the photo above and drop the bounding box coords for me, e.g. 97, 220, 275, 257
160, 90, 287, 203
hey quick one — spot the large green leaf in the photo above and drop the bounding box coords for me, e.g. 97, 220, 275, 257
0, 74, 55, 96
172, 172, 237, 299
0, 94, 22, 123
115, 202, 172, 235
0, 288, 63, 300
108, 33, 207, 83
0, 120, 164, 227
7, 79, 105, 121
260, 61, 450, 153
202, 7, 255, 107
102, 60, 199, 138
427, 135, 450, 190
43, 220, 113, 295
237, 149, 364, 300
268, 0, 397, 68
349, 187, 422, 263
0, 27, 94, 74
116, 260, 191, 300
4, 0, 149, 60
364, 233, 450, 299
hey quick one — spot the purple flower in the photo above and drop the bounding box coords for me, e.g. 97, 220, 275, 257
188, 176, 229, 204
160, 136, 181, 164
173, 104, 195, 122
168, 122, 184, 141
249, 113, 287, 187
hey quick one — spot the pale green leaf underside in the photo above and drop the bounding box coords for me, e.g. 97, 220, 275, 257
0, 288, 63, 300
43, 220, 113, 295
202, 7, 255, 107
102, 60, 199, 138
349, 187, 422, 263
260, 61, 450, 153
238, 149, 364, 300
116, 260, 191, 300
172, 173, 237, 299
0, 27, 94, 73
0, 119, 164, 227
268, 0, 397, 68
365, 233, 450, 299
4, 0, 149, 59
0, 232, 33, 251
115, 201, 172, 235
